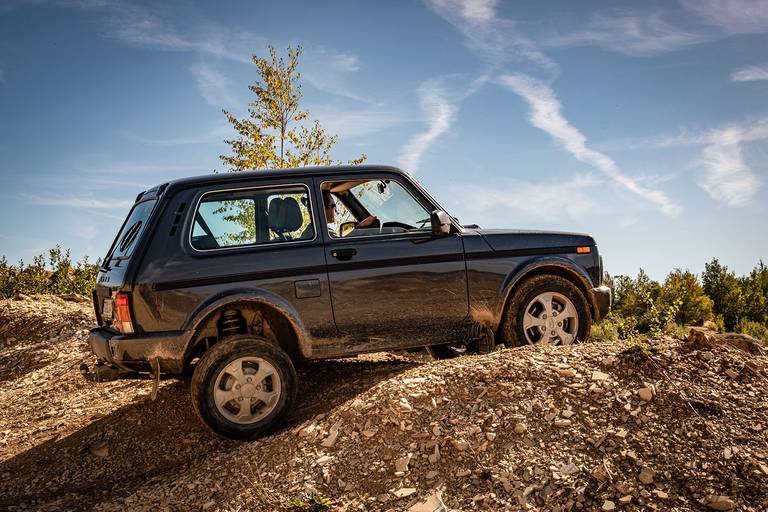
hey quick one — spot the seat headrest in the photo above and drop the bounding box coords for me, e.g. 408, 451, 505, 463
268, 196, 303, 233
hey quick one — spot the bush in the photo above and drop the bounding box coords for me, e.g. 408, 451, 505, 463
590, 315, 620, 343
659, 269, 713, 326
737, 319, 768, 345
0, 246, 100, 299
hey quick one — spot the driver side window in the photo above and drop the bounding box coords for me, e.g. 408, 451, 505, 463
321, 178, 431, 238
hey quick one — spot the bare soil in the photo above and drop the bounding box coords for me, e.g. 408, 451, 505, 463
1, 296, 766, 511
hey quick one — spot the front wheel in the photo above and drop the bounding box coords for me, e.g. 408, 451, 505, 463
502, 275, 592, 347
191, 335, 297, 440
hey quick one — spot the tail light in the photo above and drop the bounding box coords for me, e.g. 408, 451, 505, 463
114, 292, 134, 334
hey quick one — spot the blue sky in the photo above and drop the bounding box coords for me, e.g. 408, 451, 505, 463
0, 0, 766, 280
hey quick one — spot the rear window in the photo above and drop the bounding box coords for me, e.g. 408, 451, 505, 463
191, 185, 314, 251
107, 199, 157, 261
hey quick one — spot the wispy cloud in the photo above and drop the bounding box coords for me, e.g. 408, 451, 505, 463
681, 0, 768, 34
499, 74, 682, 217
459, 0, 498, 23
98, 1, 260, 64
190, 61, 237, 108
698, 123, 765, 205
595, 116, 767, 206
540, 10, 711, 56
455, 173, 599, 222
124, 124, 232, 146
731, 64, 768, 82
24, 193, 135, 210
301, 47, 369, 102
313, 105, 410, 140
424, 0, 557, 72
398, 75, 486, 172
326, 51, 360, 72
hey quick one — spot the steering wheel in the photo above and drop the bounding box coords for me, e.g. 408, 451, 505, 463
379, 221, 414, 233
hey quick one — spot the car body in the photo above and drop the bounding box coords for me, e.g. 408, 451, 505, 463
84, 165, 610, 438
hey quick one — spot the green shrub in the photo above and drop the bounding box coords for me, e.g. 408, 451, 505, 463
590, 315, 619, 343
0, 246, 100, 299
290, 493, 337, 511
659, 269, 713, 326
737, 319, 768, 345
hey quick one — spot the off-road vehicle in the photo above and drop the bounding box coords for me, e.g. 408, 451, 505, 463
83, 165, 610, 439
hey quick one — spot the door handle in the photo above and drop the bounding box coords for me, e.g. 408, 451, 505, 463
331, 248, 357, 261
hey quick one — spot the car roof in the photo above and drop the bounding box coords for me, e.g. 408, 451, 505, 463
146, 164, 407, 198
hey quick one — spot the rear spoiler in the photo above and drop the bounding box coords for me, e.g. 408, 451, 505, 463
136, 183, 169, 203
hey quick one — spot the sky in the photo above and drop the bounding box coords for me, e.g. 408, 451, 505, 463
0, 0, 767, 280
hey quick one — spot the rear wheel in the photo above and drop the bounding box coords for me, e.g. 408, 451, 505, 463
502, 275, 591, 347
191, 335, 297, 439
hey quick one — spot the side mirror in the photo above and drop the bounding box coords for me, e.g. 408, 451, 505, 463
339, 221, 356, 237
430, 210, 452, 236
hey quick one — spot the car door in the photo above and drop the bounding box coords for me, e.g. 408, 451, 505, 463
315, 172, 469, 354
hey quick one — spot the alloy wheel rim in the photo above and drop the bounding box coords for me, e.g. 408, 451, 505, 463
213, 356, 281, 424
522, 291, 579, 345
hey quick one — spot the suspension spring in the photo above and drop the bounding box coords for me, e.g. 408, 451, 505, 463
220, 309, 243, 337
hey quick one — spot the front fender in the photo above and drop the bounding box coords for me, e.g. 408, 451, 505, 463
182, 287, 310, 358
495, 256, 596, 330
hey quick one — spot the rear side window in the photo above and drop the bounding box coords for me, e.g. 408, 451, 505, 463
108, 199, 157, 261
191, 184, 314, 251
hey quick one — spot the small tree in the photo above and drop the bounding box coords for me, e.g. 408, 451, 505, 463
659, 269, 713, 326
612, 269, 661, 319
739, 263, 768, 325
221, 45, 366, 171
702, 258, 742, 330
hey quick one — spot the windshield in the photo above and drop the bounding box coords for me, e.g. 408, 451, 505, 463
106, 199, 157, 262
323, 179, 432, 238
351, 180, 430, 227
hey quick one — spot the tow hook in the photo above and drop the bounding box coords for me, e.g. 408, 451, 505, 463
149, 357, 161, 401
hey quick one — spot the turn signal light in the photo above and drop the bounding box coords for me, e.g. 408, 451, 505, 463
114, 292, 134, 334
576, 246, 591, 254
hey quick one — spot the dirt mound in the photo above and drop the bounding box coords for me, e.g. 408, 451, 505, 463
1, 297, 767, 511
0, 295, 92, 347
0, 295, 93, 382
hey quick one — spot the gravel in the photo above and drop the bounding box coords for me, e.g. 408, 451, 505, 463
1, 297, 766, 511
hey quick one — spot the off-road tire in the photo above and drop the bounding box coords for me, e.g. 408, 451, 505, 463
191, 335, 297, 440
502, 275, 592, 347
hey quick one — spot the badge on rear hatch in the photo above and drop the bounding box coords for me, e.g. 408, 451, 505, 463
102, 299, 114, 319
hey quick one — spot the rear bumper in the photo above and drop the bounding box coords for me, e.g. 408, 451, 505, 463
589, 285, 612, 322
87, 327, 190, 375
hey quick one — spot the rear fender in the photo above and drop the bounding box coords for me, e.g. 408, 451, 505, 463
182, 288, 309, 360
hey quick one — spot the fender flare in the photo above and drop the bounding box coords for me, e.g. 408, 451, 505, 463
495, 256, 597, 331
181, 287, 310, 360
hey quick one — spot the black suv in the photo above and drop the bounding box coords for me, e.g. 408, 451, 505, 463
85, 165, 610, 438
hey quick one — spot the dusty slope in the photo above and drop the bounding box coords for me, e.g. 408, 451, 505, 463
1, 296, 767, 512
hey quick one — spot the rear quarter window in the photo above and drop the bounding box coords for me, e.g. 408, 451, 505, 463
191, 184, 314, 251
107, 199, 157, 261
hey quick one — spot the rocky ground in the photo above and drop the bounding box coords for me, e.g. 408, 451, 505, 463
1, 296, 767, 512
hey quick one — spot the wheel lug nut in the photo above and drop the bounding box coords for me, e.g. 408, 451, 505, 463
235, 385, 240, 390
551, 331, 556, 336
542, 314, 547, 319
247, 377, 252, 383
